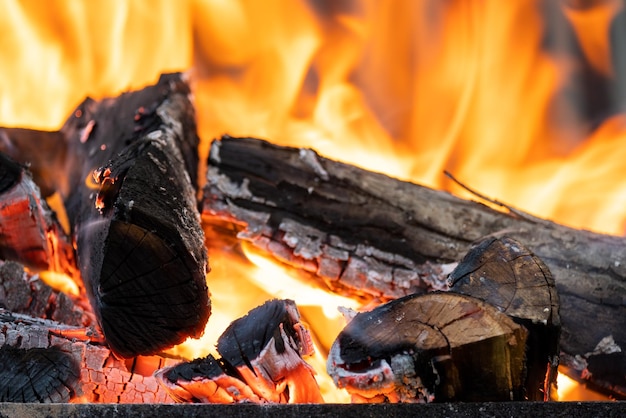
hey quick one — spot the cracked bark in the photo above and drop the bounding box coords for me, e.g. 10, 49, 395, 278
202, 135, 626, 398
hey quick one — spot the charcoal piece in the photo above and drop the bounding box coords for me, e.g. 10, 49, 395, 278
447, 236, 561, 400
216, 299, 322, 403
327, 292, 528, 403
57, 73, 210, 358
0, 345, 80, 403
156, 299, 323, 404
156, 354, 262, 403
0, 260, 90, 326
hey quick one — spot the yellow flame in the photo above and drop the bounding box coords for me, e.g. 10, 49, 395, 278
556, 370, 611, 401
39, 270, 79, 296
241, 243, 361, 319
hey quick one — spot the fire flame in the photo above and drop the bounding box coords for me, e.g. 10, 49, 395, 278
1, 0, 625, 403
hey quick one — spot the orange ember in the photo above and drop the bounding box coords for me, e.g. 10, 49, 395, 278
0, 0, 625, 403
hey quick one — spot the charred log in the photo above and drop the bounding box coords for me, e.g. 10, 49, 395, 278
156, 299, 323, 404
0, 74, 212, 358
327, 292, 528, 402
59, 73, 210, 358
0, 308, 173, 403
447, 237, 560, 400
202, 136, 626, 397
0, 153, 77, 278
0, 345, 80, 403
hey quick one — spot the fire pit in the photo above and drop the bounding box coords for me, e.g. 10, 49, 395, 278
0, 0, 625, 409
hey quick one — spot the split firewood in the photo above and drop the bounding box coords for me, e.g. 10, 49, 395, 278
0, 153, 78, 282
446, 236, 560, 400
156, 299, 323, 403
327, 292, 528, 402
2, 73, 211, 358
202, 135, 626, 398
0, 308, 174, 403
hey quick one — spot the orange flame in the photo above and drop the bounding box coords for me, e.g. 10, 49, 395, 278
0, 0, 624, 403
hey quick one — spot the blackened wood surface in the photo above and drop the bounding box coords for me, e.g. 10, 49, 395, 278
0, 345, 79, 402
202, 136, 626, 397
0, 153, 77, 276
0, 308, 173, 403
327, 292, 528, 402
157, 299, 323, 404
57, 74, 209, 358
0, 129, 66, 197
0, 261, 90, 327
447, 237, 560, 400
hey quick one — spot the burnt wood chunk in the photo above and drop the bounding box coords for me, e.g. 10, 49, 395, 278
447, 237, 560, 400
0, 308, 173, 403
327, 292, 528, 403
55, 73, 210, 358
156, 354, 263, 403
202, 136, 626, 397
0, 153, 77, 278
156, 299, 323, 404
0, 345, 80, 403
0, 261, 91, 326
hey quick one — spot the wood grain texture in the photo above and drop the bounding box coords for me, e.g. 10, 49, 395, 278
202, 136, 626, 397
327, 292, 528, 402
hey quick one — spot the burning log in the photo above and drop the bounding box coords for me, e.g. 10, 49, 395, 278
0, 308, 173, 403
202, 136, 626, 397
156, 299, 323, 403
0, 153, 77, 279
1, 73, 211, 358
0, 262, 175, 403
327, 292, 528, 402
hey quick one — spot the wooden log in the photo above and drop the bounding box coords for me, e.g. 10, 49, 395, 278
58, 73, 210, 358
202, 135, 626, 397
156, 299, 323, 403
0, 153, 78, 280
0, 308, 174, 403
327, 292, 529, 402
446, 237, 560, 400
0, 74, 212, 358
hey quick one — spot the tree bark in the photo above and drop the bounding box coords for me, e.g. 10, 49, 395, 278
202, 135, 626, 397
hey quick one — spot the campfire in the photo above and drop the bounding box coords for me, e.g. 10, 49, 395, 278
0, 0, 625, 410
